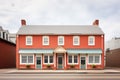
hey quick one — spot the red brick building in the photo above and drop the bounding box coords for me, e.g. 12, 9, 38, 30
16, 19, 104, 70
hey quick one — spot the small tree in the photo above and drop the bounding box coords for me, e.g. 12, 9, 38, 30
47, 64, 51, 68
26, 64, 30, 69
70, 64, 75, 68
92, 64, 96, 68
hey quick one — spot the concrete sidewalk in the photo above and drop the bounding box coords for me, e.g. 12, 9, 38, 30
0, 68, 119, 74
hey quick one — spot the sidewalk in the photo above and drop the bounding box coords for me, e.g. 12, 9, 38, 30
1, 68, 119, 74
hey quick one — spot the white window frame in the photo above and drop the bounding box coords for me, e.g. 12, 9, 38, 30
20, 54, 34, 64
68, 54, 78, 64
42, 36, 49, 45
88, 54, 101, 65
26, 36, 32, 45
58, 36, 64, 45
73, 36, 80, 45
88, 36, 95, 46
43, 54, 53, 64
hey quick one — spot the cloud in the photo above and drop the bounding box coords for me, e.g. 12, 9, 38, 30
0, 0, 120, 41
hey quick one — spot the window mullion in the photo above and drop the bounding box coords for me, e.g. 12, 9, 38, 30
27, 56, 28, 63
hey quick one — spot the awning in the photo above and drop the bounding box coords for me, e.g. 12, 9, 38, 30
54, 46, 66, 53
67, 49, 102, 54
19, 49, 102, 54
19, 49, 53, 54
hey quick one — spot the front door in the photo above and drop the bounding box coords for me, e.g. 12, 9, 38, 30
58, 56, 63, 69
36, 56, 42, 69
80, 56, 86, 69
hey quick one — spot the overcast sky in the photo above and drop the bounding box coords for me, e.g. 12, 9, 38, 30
0, 0, 120, 41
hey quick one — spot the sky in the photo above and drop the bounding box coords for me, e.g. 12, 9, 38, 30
0, 0, 120, 41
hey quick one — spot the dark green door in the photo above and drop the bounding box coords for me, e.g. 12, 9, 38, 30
58, 56, 63, 69
36, 57, 41, 69
80, 56, 86, 69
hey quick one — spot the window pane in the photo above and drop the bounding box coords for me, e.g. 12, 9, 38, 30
22, 56, 27, 63
27, 37, 32, 44
68, 55, 72, 63
89, 38, 93, 44
44, 56, 48, 63
74, 37, 78, 44
89, 56, 93, 63
28, 56, 33, 63
43, 37, 48, 44
95, 56, 100, 63
74, 55, 78, 63
59, 37, 63, 45
50, 56, 53, 63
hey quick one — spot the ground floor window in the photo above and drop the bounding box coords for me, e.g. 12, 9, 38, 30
68, 55, 78, 64
20, 55, 34, 64
88, 55, 101, 64
44, 55, 53, 64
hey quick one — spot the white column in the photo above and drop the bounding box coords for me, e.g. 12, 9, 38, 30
54, 53, 56, 67
65, 53, 66, 67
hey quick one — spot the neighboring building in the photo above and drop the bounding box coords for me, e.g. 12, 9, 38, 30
16, 19, 104, 70
9, 34, 16, 43
0, 26, 9, 41
106, 37, 120, 67
0, 26, 16, 43
105, 37, 120, 50
0, 26, 16, 68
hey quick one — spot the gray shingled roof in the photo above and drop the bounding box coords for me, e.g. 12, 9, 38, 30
17, 25, 104, 35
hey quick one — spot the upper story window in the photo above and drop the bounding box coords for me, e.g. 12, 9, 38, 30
73, 36, 80, 45
42, 36, 49, 45
26, 36, 32, 45
58, 36, 64, 45
88, 36, 95, 46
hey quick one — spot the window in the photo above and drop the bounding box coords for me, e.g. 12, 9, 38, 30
88, 55, 101, 64
68, 55, 78, 64
74, 55, 78, 63
43, 36, 49, 45
58, 36, 64, 45
50, 56, 53, 63
68, 55, 72, 63
21, 56, 27, 63
73, 36, 80, 45
26, 36, 32, 45
88, 36, 95, 45
44, 55, 53, 64
44, 56, 48, 63
20, 55, 34, 64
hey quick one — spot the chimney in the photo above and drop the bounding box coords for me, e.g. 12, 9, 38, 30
21, 19, 26, 26
93, 19, 99, 26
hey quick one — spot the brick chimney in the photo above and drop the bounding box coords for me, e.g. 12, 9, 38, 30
93, 19, 99, 26
21, 19, 26, 26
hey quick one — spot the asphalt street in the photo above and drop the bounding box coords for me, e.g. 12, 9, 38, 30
0, 73, 120, 80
